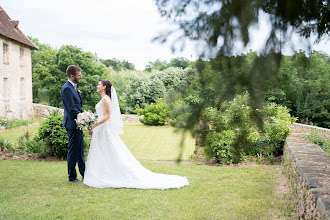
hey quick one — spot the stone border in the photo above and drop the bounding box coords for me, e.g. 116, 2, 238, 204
292, 123, 330, 140
30, 104, 143, 123
283, 127, 330, 219
31, 104, 63, 119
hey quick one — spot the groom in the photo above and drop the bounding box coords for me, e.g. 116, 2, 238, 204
60, 65, 85, 183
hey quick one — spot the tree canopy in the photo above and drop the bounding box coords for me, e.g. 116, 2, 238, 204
29, 37, 108, 110
154, 0, 329, 129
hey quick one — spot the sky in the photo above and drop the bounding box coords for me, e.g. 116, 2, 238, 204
1, 0, 329, 70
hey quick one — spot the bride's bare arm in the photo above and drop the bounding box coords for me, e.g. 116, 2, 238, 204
91, 98, 110, 129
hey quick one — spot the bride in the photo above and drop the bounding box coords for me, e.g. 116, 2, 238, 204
83, 80, 189, 189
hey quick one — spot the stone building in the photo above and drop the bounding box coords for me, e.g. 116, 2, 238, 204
0, 6, 38, 119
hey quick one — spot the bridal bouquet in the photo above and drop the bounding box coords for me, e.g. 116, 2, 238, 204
75, 111, 98, 130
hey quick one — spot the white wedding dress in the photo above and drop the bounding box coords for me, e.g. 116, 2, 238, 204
83, 88, 189, 189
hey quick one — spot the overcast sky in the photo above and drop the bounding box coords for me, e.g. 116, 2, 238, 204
1, 0, 329, 70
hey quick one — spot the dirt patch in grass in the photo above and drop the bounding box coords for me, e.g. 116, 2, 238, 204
0, 151, 62, 162
0, 151, 283, 167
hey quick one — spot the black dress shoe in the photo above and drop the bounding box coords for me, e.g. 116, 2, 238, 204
69, 179, 81, 183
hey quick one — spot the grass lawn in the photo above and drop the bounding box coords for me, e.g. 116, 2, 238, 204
0, 124, 39, 144
0, 122, 294, 219
0, 160, 293, 219
121, 123, 195, 160
0, 122, 195, 161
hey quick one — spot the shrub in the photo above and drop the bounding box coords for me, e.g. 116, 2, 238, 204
17, 131, 46, 154
306, 132, 330, 155
0, 137, 14, 152
253, 103, 297, 156
200, 93, 296, 164
201, 94, 258, 164
203, 130, 238, 164
33, 113, 91, 159
135, 98, 170, 126
168, 100, 190, 127
34, 114, 69, 159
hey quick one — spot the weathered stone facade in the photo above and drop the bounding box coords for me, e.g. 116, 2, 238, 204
283, 125, 330, 220
0, 37, 33, 119
0, 6, 38, 119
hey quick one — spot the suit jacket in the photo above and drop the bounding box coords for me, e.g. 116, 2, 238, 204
60, 81, 83, 129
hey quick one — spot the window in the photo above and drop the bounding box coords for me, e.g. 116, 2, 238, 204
3, 43, 8, 63
20, 48, 24, 65
3, 78, 8, 100
20, 77, 25, 99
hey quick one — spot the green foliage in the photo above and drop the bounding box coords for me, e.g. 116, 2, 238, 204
255, 153, 264, 165
34, 115, 69, 159
29, 37, 108, 110
16, 131, 46, 154
155, 1, 328, 54
108, 67, 197, 114
0, 138, 14, 152
144, 57, 192, 72
201, 93, 258, 164
268, 152, 275, 165
254, 103, 297, 156
0, 131, 44, 155
100, 58, 135, 71
266, 52, 330, 128
154, 0, 329, 162
135, 99, 170, 126
203, 130, 238, 164
29, 36, 58, 104
200, 93, 296, 164
306, 132, 330, 155
0, 117, 33, 129
123, 75, 152, 113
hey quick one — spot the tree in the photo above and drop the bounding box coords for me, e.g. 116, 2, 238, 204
266, 52, 330, 128
154, 0, 330, 157
29, 37, 57, 104
29, 39, 108, 110
101, 58, 135, 71
144, 59, 169, 72
123, 75, 151, 113
169, 57, 191, 69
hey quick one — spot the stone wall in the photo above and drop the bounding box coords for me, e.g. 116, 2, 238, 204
283, 126, 330, 219
292, 123, 330, 141
31, 104, 142, 123
121, 114, 142, 122
31, 104, 64, 119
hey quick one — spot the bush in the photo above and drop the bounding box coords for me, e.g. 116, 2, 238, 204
200, 93, 296, 164
17, 131, 46, 154
0, 137, 14, 152
203, 130, 238, 164
253, 103, 296, 156
34, 114, 69, 159
306, 132, 330, 155
33, 113, 91, 159
135, 98, 170, 126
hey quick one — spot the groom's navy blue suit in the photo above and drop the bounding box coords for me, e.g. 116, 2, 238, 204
61, 81, 85, 181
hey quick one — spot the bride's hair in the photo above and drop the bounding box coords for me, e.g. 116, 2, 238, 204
99, 79, 112, 99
